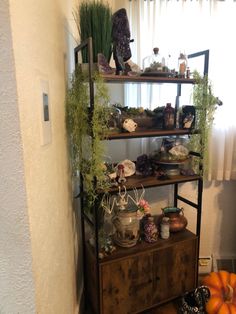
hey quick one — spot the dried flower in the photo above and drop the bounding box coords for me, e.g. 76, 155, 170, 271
137, 199, 151, 216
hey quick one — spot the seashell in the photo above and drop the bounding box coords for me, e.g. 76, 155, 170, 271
123, 118, 137, 132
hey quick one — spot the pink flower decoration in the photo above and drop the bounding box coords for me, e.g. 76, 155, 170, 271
138, 199, 151, 215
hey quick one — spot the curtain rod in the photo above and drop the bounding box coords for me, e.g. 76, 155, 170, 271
128, 0, 234, 1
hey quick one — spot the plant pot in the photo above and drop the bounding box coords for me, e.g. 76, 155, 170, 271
160, 207, 188, 232
80, 62, 98, 73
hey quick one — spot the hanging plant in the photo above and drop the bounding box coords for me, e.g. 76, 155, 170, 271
188, 71, 220, 177
66, 65, 110, 205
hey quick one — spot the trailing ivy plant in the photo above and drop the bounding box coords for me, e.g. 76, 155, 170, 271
188, 71, 219, 177
66, 65, 110, 206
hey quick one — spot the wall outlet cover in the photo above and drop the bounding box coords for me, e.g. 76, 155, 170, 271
199, 256, 213, 274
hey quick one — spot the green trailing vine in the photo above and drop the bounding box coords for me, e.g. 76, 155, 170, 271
188, 71, 219, 177
66, 65, 110, 205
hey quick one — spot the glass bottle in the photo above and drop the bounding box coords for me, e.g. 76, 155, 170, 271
178, 53, 188, 78
163, 103, 175, 129
143, 47, 165, 72
160, 217, 170, 239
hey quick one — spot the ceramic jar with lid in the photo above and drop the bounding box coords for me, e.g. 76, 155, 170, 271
112, 209, 140, 247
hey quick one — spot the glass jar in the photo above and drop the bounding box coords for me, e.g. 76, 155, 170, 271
160, 217, 170, 239
143, 47, 165, 72
163, 103, 175, 129
143, 216, 158, 243
178, 53, 188, 78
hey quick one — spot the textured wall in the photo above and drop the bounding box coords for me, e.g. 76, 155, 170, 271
0, 1, 36, 313
8, 0, 78, 313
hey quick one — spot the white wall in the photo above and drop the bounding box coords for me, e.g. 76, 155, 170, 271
5, 0, 79, 313
0, 1, 36, 313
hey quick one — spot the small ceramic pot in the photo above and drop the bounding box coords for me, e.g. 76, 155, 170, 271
161, 207, 188, 232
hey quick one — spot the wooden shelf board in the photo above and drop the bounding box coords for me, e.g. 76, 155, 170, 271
97, 174, 201, 194
102, 73, 194, 84
107, 128, 197, 140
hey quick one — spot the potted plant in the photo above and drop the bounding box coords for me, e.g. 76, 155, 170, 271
73, 0, 112, 64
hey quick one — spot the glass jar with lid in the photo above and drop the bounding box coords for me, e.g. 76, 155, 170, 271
160, 217, 170, 239
178, 53, 188, 78
142, 47, 165, 73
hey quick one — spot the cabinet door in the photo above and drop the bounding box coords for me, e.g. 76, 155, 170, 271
152, 237, 197, 304
101, 253, 153, 314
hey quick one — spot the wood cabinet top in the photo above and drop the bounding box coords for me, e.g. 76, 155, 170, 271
97, 229, 197, 264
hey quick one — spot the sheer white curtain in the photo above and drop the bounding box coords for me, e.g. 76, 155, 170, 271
124, 0, 236, 180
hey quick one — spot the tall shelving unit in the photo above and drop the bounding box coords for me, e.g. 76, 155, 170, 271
74, 38, 208, 314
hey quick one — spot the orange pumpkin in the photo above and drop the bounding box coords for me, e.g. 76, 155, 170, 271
202, 270, 236, 314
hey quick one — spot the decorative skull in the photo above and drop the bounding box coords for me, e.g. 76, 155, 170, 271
123, 118, 137, 132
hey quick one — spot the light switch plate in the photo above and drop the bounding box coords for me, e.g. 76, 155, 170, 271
40, 79, 52, 146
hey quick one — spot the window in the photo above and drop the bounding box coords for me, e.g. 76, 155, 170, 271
124, 0, 236, 180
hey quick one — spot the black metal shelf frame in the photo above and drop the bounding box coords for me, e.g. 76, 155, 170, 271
74, 38, 209, 313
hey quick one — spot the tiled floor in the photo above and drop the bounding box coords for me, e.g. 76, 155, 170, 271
86, 303, 179, 314
142, 301, 178, 314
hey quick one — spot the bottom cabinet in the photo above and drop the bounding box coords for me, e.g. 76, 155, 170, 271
152, 237, 198, 305
85, 230, 198, 314
102, 252, 154, 313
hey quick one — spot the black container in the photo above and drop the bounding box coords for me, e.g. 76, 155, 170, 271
180, 105, 195, 129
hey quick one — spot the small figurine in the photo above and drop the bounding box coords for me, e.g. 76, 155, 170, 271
116, 159, 136, 177
116, 186, 128, 210
117, 164, 126, 184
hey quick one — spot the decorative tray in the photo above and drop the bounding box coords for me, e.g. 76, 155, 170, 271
140, 71, 173, 77
156, 158, 190, 165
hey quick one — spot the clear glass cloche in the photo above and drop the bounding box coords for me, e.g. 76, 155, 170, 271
142, 47, 165, 73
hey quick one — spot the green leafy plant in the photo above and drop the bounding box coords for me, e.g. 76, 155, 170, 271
188, 71, 219, 177
66, 65, 110, 205
73, 1, 112, 63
